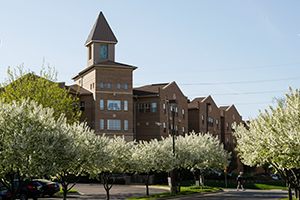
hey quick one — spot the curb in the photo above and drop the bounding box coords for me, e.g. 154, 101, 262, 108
151, 189, 224, 200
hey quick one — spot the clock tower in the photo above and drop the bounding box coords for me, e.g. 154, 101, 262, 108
72, 12, 137, 141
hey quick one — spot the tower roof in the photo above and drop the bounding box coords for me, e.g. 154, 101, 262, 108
85, 12, 118, 46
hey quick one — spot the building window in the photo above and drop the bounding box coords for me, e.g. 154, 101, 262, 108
80, 101, 85, 111
182, 127, 185, 136
233, 138, 236, 144
163, 104, 166, 114
107, 83, 111, 88
175, 107, 178, 117
124, 84, 128, 89
152, 102, 157, 113
124, 120, 128, 131
226, 122, 229, 131
100, 99, 104, 110
88, 45, 92, 60
100, 45, 108, 58
182, 109, 185, 119
138, 104, 144, 113
175, 125, 178, 135
107, 119, 121, 130
145, 103, 150, 113
107, 100, 121, 110
100, 119, 104, 130
208, 117, 214, 126
216, 119, 219, 128
202, 115, 204, 124
124, 101, 128, 111
163, 122, 166, 132
227, 137, 229, 143
100, 82, 104, 88
117, 83, 121, 89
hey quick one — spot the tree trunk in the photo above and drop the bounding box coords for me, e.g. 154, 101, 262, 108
288, 185, 292, 200
199, 169, 205, 189
63, 189, 68, 200
145, 172, 150, 197
105, 188, 110, 200
177, 170, 181, 193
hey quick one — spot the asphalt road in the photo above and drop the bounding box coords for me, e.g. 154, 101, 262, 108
40, 184, 290, 200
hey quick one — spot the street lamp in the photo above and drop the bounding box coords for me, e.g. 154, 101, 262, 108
168, 99, 178, 194
206, 103, 211, 133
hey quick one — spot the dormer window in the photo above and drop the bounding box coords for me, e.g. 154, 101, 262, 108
100, 45, 107, 58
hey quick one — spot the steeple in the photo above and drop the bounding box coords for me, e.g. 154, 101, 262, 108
85, 12, 118, 64
85, 12, 118, 46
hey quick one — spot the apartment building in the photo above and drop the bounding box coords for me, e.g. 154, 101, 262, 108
188, 95, 221, 137
133, 82, 188, 141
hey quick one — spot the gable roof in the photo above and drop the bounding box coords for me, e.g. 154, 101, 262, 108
188, 97, 205, 108
85, 12, 118, 46
134, 83, 169, 94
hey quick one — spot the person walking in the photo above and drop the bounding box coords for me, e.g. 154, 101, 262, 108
237, 172, 245, 191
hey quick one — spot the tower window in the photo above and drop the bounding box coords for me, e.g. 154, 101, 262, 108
117, 83, 121, 89
124, 84, 128, 89
124, 100, 128, 111
88, 45, 92, 60
100, 45, 108, 58
100, 82, 104, 88
107, 83, 111, 88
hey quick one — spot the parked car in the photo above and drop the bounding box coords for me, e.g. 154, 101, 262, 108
32, 179, 60, 197
270, 174, 279, 180
0, 180, 43, 200
210, 169, 221, 176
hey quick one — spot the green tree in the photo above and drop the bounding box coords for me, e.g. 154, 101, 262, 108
0, 64, 81, 124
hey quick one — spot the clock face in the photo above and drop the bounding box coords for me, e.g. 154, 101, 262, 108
100, 45, 107, 58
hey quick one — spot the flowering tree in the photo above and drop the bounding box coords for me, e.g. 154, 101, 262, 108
0, 99, 73, 200
131, 139, 175, 196
53, 124, 109, 200
91, 136, 135, 200
170, 132, 231, 189
233, 87, 300, 200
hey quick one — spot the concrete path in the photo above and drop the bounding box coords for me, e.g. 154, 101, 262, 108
40, 184, 290, 200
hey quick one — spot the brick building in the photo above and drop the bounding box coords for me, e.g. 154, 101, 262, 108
133, 82, 188, 141
67, 11, 246, 173
188, 95, 221, 137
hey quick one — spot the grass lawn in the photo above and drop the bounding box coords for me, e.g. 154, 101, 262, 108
125, 180, 287, 199
57, 188, 78, 194
178, 180, 287, 190
125, 186, 222, 200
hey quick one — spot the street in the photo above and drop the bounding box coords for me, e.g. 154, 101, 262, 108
39, 184, 290, 200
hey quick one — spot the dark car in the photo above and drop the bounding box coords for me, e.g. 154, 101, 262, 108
0, 180, 43, 200
33, 179, 60, 197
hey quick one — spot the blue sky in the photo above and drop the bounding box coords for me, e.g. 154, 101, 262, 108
1, 0, 300, 120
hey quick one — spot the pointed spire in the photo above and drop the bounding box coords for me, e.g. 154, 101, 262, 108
85, 12, 118, 46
